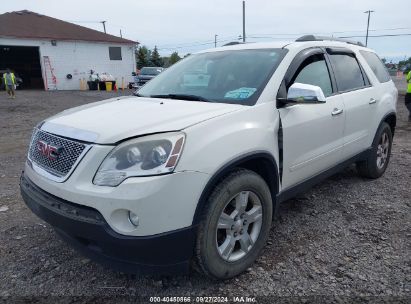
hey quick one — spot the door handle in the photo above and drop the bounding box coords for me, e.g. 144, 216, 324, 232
369, 98, 377, 104
331, 108, 343, 116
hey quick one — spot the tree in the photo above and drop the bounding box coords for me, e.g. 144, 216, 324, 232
169, 51, 181, 66
136, 46, 150, 69
151, 46, 163, 67
161, 56, 171, 67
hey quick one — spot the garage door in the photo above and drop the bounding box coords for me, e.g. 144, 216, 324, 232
0, 45, 43, 89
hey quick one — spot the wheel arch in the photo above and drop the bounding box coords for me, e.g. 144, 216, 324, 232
192, 151, 280, 226
381, 112, 396, 136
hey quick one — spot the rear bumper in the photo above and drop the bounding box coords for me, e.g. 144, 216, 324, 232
20, 173, 196, 275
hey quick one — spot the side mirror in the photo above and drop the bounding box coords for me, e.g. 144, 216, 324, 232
285, 83, 326, 104
132, 72, 137, 76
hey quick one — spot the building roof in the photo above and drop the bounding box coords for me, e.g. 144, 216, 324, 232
0, 10, 136, 44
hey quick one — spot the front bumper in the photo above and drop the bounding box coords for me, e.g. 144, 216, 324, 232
20, 173, 196, 275
24, 146, 209, 236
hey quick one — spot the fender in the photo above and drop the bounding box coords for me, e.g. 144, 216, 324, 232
378, 111, 396, 137
192, 151, 280, 225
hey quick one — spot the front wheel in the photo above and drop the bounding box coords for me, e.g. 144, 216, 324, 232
195, 169, 273, 279
357, 122, 393, 179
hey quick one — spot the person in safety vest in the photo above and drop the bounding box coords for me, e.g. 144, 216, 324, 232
3, 69, 16, 99
406, 70, 411, 121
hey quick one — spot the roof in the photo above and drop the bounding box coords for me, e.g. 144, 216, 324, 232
0, 10, 136, 44
199, 39, 372, 54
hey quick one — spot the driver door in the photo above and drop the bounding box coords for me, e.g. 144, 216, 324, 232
278, 49, 345, 190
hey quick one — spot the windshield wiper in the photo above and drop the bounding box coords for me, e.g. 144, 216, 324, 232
149, 94, 211, 102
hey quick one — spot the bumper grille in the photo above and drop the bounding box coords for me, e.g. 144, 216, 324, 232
28, 129, 90, 180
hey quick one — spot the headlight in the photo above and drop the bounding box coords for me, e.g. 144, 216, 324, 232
93, 132, 185, 186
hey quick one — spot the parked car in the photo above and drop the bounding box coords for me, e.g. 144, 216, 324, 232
132, 67, 164, 88
20, 35, 397, 279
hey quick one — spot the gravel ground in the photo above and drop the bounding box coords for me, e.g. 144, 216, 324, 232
0, 85, 410, 303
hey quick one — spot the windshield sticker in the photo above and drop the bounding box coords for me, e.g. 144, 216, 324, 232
224, 87, 257, 99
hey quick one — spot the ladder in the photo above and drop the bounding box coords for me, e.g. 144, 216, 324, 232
43, 56, 57, 90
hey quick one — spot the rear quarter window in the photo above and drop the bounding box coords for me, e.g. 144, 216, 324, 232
360, 50, 391, 83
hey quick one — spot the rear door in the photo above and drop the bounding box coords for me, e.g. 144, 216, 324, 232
326, 48, 377, 159
278, 48, 345, 190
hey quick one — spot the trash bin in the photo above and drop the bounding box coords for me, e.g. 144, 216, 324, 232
87, 81, 98, 90
105, 81, 112, 91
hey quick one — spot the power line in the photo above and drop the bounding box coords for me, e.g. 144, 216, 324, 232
339, 33, 411, 38
156, 35, 238, 48
156, 36, 238, 50
247, 27, 411, 37
248, 32, 411, 40
157, 39, 234, 51
157, 32, 411, 53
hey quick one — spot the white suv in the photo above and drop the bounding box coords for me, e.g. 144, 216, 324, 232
20, 36, 397, 279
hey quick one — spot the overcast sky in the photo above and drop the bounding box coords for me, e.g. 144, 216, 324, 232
3, 0, 410, 62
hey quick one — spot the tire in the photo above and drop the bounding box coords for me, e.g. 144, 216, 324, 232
356, 122, 393, 179
195, 169, 273, 279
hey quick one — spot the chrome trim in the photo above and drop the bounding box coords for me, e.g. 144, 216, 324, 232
28, 145, 92, 183
41, 122, 99, 143
27, 129, 92, 183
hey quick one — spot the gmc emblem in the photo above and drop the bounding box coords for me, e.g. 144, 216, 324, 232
37, 140, 62, 160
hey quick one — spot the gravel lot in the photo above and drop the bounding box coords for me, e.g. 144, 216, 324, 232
0, 83, 410, 303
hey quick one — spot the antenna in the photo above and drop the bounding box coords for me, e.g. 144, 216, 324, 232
100, 21, 107, 33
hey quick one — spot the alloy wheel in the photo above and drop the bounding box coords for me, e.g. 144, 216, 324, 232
376, 132, 389, 169
215, 191, 263, 262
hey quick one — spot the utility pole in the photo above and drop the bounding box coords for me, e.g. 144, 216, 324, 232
120, 29, 123, 38
364, 10, 374, 46
242, 1, 246, 43
214, 34, 218, 48
101, 21, 107, 34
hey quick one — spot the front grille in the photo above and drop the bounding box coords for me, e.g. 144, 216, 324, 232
28, 129, 88, 179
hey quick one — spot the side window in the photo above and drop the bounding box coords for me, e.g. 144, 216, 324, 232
329, 54, 366, 92
359, 50, 390, 83
291, 55, 333, 97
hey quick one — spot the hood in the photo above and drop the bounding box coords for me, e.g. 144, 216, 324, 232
41, 96, 241, 144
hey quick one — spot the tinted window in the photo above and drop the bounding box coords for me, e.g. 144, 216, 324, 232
109, 47, 122, 60
329, 54, 365, 91
360, 51, 390, 83
293, 56, 333, 97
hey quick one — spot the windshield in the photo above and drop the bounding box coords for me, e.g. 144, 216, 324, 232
140, 67, 163, 75
137, 49, 287, 105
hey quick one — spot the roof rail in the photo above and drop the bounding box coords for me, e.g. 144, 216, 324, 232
295, 35, 365, 47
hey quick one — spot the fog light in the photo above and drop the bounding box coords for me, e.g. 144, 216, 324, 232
128, 211, 139, 227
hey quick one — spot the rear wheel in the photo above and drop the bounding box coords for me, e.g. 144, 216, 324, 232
357, 122, 392, 179
195, 169, 273, 279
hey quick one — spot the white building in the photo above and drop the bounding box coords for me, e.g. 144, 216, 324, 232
0, 10, 136, 90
